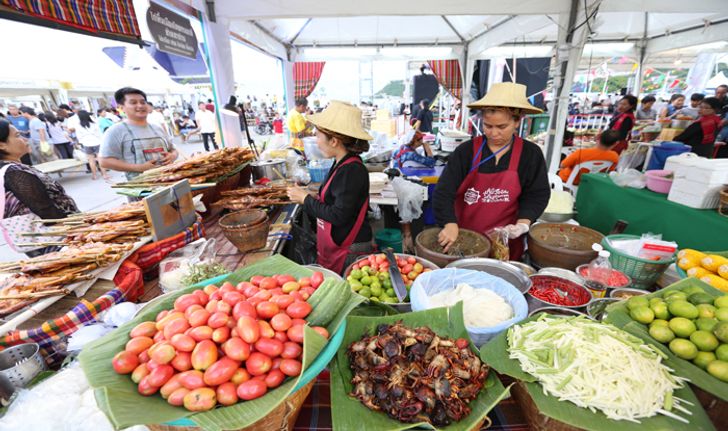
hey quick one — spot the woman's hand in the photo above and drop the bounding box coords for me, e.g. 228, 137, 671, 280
438, 223, 459, 253
286, 186, 310, 204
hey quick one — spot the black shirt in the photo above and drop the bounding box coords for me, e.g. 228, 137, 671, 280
416, 108, 433, 133
608, 113, 634, 141
675, 121, 715, 158
303, 154, 372, 246
433, 138, 550, 225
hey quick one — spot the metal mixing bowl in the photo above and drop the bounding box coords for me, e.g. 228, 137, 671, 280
446, 258, 532, 294
0, 343, 47, 388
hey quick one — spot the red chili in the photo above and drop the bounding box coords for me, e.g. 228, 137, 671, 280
577, 267, 629, 287
529, 276, 590, 306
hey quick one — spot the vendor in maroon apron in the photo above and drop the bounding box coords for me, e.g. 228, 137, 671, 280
675, 97, 723, 158
433, 83, 551, 261
607, 95, 637, 154
286, 101, 374, 274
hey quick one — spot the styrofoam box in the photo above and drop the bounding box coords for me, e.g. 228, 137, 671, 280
665, 154, 728, 185
667, 178, 724, 209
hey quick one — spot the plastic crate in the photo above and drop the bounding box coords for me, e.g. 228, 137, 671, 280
601, 234, 676, 289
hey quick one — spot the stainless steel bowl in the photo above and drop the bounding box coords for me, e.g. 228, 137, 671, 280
540, 212, 575, 223
526, 274, 593, 312
446, 258, 532, 294
609, 287, 648, 300
508, 261, 536, 276
0, 343, 47, 388
575, 264, 631, 289
528, 306, 587, 318
303, 265, 343, 282
536, 267, 585, 286
586, 298, 621, 321
250, 159, 288, 181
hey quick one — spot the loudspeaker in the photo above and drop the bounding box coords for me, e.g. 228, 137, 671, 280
412, 74, 439, 106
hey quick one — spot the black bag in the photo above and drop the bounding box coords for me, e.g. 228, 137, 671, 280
286, 212, 318, 265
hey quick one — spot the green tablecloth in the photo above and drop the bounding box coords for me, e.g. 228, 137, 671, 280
575, 173, 728, 250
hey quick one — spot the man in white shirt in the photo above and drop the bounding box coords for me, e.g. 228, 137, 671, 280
147, 103, 170, 136
196, 102, 218, 151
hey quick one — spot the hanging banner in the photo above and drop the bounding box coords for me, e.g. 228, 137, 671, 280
146, 2, 198, 59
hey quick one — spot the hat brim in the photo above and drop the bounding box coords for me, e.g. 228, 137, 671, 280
308, 113, 374, 141
466, 100, 543, 114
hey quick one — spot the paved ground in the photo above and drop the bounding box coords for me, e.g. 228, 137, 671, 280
0, 131, 280, 261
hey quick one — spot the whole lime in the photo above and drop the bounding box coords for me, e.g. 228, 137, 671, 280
669, 339, 699, 360
350, 269, 363, 279
651, 302, 670, 320
696, 317, 719, 332
359, 287, 371, 298
630, 307, 655, 324
690, 330, 720, 352
713, 321, 728, 343
714, 296, 728, 308
649, 325, 675, 344
669, 317, 697, 338
665, 292, 687, 302
650, 319, 670, 328
360, 276, 372, 286
697, 304, 716, 319
716, 344, 728, 361
668, 300, 699, 319
649, 297, 664, 308
684, 286, 706, 296
693, 351, 717, 370
370, 285, 383, 297
627, 296, 649, 310
707, 360, 728, 382
689, 292, 715, 306
716, 307, 728, 322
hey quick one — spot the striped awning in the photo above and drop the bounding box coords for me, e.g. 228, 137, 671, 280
0, 0, 141, 43
427, 59, 463, 101
293, 62, 325, 99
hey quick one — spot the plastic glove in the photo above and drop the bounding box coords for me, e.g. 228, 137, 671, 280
504, 223, 530, 239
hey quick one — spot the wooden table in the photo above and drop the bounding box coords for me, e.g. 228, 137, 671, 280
33, 159, 86, 177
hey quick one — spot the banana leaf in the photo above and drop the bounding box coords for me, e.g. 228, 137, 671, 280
330, 302, 511, 431
79, 255, 363, 431
480, 313, 716, 431
604, 278, 728, 401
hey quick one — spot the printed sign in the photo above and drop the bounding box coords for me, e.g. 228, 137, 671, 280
146, 2, 198, 59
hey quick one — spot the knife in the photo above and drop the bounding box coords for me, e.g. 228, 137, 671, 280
383, 247, 408, 302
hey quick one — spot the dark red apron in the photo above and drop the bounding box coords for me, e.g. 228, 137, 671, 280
610, 112, 635, 154
316, 156, 369, 274
454, 135, 525, 260
699, 114, 722, 144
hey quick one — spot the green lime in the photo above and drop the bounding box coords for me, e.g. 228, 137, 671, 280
665, 291, 687, 301
370, 285, 383, 297
360, 265, 371, 274
714, 295, 728, 308
714, 321, 728, 343
380, 296, 395, 303
669, 317, 697, 338
378, 272, 389, 281
627, 296, 649, 310
360, 276, 372, 286
649, 325, 675, 344
693, 351, 717, 369
689, 292, 715, 305
696, 317, 719, 332
707, 360, 728, 382
716, 308, 728, 322
383, 280, 392, 289
690, 330, 720, 352
663, 290, 682, 298
369, 296, 380, 302
651, 302, 670, 320
386, 288, 395, 297
350, 269, 363, 279
370, 281, 381, 291
649, 297, 664, 307
669, 338, 699, 360
716, 344, 728, 361
668, 300, 699, 319
651, 319, 670, 328
697, 304, 716, 319
349, 281, 362, 291
359, 287, 371, 298
630, 306, 655, 324
684, 286, 706, 296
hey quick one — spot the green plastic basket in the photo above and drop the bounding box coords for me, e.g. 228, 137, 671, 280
601, 234, 676, 290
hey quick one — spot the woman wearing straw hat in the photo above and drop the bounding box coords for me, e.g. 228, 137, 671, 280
286, 101, 374, 274
433, 83, 550, 260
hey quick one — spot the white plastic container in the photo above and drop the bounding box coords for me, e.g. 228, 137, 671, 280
437, 129, 470, 152
668, 178, 724, 209
665, 154, 728, 185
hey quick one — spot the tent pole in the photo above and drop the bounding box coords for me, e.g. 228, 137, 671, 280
632, 12, 649, 96
460, 44, 469, 130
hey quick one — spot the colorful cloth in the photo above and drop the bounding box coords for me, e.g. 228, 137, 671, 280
427, 59, 463, 100
129, 218, 205, 271
293, 62, 326, 99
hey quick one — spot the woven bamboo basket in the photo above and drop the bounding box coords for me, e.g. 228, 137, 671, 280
512, 381, 581, 431
147, 380, 314, 431
219, 209, 270, 252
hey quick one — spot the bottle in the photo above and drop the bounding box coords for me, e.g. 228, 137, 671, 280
584, 244, 612, 298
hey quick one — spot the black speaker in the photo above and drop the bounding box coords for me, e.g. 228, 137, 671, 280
412, 74, 439, 106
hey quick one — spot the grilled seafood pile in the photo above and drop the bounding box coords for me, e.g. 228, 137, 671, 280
116, 147, 255, 187
213, 185, 290, 210
347, 322, 488, 426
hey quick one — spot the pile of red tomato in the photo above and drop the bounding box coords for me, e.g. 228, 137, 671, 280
111, 272, 325, 412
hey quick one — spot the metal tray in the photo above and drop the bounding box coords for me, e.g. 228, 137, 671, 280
446, 258, 532, 294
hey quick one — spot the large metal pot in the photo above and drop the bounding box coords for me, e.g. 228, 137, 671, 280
415, 227, 491, 268
250, 159, 287, 181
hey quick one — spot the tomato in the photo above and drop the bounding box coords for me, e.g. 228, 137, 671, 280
230, 301, 255, 321
188, 308, 211, 327
256, 301, 280, 319
246, 352, 273, 376
280, 359, 302, 377
168, 387, 190, 406
401, 264, 413, 274
276, 274, 296, 285
191, 339, 218, 371
281, 342, 302, 359
209, 291, 223, 302
193, 289, 209, 306
174, 294, 202, 313
130, 321, 157, 338
138, 350, 150, 364
207, 311, 229, 329
184, 304, 204, 320
407, 256, 416, 264
312, 326, 329, 339
203, 357, 240, 386
184, 387, 217, 412
252, 290, 272, 301
212, 326, 230, 344
455, 338, 469, 350
258, 320, 275, 339
222, 337, 250, 361
242, 284, 260, 298
290, 318, 307, 326
131, 363, 150, 383
270, 294, 295, 309
279, 281, 299, 294
310, 272, 324, 289
220, 282, 236, 293
230, 367, 251, 385
156, 310, 169, 322
274, 331, 288, 343
112, 350, 139, 374
171, 333, 196, 352
188, 326, 214, 342
163, 317, 190, 340
286, 301, 312, 319
203, 284, 218, 296
160, 374, 183, 399
237, 379, 268, 401
289, 291, 305, 302
222, 291, 244, 306
171, 351, 192, 372
300, 287, 315, 297
149, 342, 176, 364
271, 357, 282, 370
153, 330, 166, 343
265, 369, 286, 389
300, 292, 310, 301
236, 316, 260, 344
205, 299, 219, 313
216, 300, 232, 315
178, 370, 205, 390
138, 375, 160, 396
146, 359, 162, 370
216, 382, 239, 406
156, 311, 184, 331
254, 338, 284, 357
287, 325, 304, 343
147, 364, 174, 387
259, 277, 278, 290
236, 281, 254, 292
125, 336, 153, 355
298, 277, 311, 287
250, 275, 265, 286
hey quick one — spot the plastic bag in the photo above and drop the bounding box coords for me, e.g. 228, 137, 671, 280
390, 177, 426, 223
409, 268, 528, 346
486, 228, 510, 261
609, 169, 646, 189
159, 239, 223, 292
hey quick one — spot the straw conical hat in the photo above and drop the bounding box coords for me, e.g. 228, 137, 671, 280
307, 101, 373, 141
467, 82, 543, 114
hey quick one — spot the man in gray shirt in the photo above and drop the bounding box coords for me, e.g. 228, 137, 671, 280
20, 106, 55, 164
635, 95, 657, 121
100, 87, 178, 180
